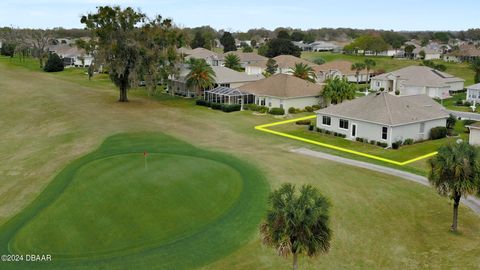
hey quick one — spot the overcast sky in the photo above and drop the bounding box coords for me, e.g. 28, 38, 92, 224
1, 0, 479, 31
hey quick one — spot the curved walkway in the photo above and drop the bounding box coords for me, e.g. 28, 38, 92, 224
292, 147, 480, 215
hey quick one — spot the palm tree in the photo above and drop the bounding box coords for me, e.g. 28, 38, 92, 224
224, 53, 242, 71
364, 59, 376, 82
428, 141, 480, 232
290, 62, 317, 83
351, 62, 366, 85
260, 183, 332, 270
185, 58, 216, 97
470, 58, 480, 84
322, 77, 356, 105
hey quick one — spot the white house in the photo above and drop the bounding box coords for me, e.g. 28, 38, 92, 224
238, 73, 324, 110
370, 66, 464, 99
316, 60, 372, 83
48, 44, 93, 67
466, 83, 480, 103
468, 122, 480, 145
413, 47, 442, 60
171, 65, 263, 97
315, 92, 449, 146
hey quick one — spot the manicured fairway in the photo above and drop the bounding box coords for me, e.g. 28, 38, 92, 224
0, 133, 269, 269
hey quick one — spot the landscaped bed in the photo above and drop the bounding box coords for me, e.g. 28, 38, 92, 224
268, 119, 469, 163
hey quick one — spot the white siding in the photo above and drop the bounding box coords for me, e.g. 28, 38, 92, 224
391, 119, 446, 142
245, 66, 264, 75
256, 96, 321, 111
467, 88, 480, 102
469, 128, 480, 145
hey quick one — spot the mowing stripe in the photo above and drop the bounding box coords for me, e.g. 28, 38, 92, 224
254, 115, 437, 166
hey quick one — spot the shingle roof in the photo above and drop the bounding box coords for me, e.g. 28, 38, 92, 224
247, 54, 319, 69
223, 51, 267, 62
185, 47, 224, 61
177, 65, 263, 84
48, 44, 87, 58
315, 60, 368, 75
448, 44, 480, 57
372, 66, 464, 87
238, 73, 324, 98
467, 83, 480, 90
316, 92, 449, 126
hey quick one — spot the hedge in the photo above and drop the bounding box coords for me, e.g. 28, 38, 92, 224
429, 126, 447, 140
211, 102, 223, 110
296, 119, 312, 125
221, 104, 241, 113
269, 107, 285, 115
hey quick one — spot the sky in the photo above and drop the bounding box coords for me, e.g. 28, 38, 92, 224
1, 0, 479, 32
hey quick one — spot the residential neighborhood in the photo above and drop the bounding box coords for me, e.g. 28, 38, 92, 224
1, 1, 480, 270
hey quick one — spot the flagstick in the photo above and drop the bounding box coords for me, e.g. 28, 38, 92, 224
144, 155, 148, 170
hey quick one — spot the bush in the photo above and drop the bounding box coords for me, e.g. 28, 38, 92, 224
0, 43, 15, 57
211, 102, 222, 110
403, 138, 414, 145
221, 104, 241, 112
43, 53, 64, 72
312, 105, 321, 110
392, 141, 402, 150
464, 101, 472, 107
325, 130, 331, 135
447, 129, 458, 136
308, 124, 314, 131
376, 141, 388, 148
446, 114, 457, 129
429, 126, 447, 140
304, 106, 313, 112
196, 99, 209, 106
258, 106, 269, 113
296, 119, 312, 125
369, 140, 376, 145
288, 107, 296, 114
295, 108, 303, 113
395, 90, 400, 95
455, 100, 463, 106
464, 119, 477, 126
316, 128, 325, 133
269, 107, 285, 115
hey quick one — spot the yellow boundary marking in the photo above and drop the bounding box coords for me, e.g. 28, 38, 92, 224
255, 115, 437, 166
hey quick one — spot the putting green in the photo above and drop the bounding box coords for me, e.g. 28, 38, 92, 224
0, 133, 269, 269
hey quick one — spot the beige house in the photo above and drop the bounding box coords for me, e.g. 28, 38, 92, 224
238, 74, 324, 111
245, 55, 320, 77
172, 65, 263, 97
223, 51, 267, 68
315, 92, 449, 146
370, 66, 464, 99
182, 47, 224, 66
315, 60, 372, 83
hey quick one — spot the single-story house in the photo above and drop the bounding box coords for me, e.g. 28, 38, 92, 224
238, 73, 324, 110
172, 65, 263, 97
413, 47, 442, 60
370, 66, 464, 99
443, 44, 480, 63
223, 51, 267, 68
245, 55, 320, 76
468, 122, 480, 145
183, 47, 224, 66
315, 92, 449, 146
48, 44, 93, 67
466, 83, 480, 103
315, 60, 372, 83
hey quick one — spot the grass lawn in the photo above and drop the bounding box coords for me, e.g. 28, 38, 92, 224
0, 133, 268, 269
268, 120, 468, 165
301, 52, 476, 86
1, 56, 480, 269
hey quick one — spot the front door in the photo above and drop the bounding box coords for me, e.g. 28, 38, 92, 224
351, 123, 357, 138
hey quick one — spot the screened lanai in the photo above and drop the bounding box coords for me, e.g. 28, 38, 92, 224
204, 86, 255, 105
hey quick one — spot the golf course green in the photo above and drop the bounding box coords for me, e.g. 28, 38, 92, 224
0, 133, 269, 269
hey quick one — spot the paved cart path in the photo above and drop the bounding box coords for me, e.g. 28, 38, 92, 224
292, 147, 480, 215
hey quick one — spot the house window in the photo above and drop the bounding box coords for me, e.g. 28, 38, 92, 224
260, 99, 266, 106
376, 81, 380, 87
382, 126, 388, 140
268, 102, 272, 107
322, 116, 331, 126
419, 122, 425, 134
339, 119, 349, 129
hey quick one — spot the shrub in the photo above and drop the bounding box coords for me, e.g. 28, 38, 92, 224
464, 119, 477, 126
429, 126, 447, 140
196, 99, 209, 106
455, 99, 463, 106
446, 114, 457, 129
376, 141, 388, 148
447, 129, 458, 136
288, 107, 296, 114
369, 140, 376, 145
316, 128, 325, 133
258, 106, 269, 113
395, 90, 400, 95
0, 43, 15, 57
464, 101, 472, 107
211, 102, 222, 110
296, 119, 312, 125
333, 132, 338, 137
392, 141, 402, 150
379, 87, 385, 92
339, 133, 346, 138
304, 106, 313, 112
295, 108, 303, 113
308, 124, 314, 131
221, 104, 241, 112
403, 138, 414, 145
44, 53, 64, 72
312, 105, 321, 110
325, 130, 331, 135
269, 107, 285, 115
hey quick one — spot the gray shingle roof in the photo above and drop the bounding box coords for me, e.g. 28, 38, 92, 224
467, 83, 480, 90
372, 66, 464, 87
316, 92, 449, 126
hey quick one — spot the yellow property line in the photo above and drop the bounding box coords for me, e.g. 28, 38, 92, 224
255, 115, 438, 166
